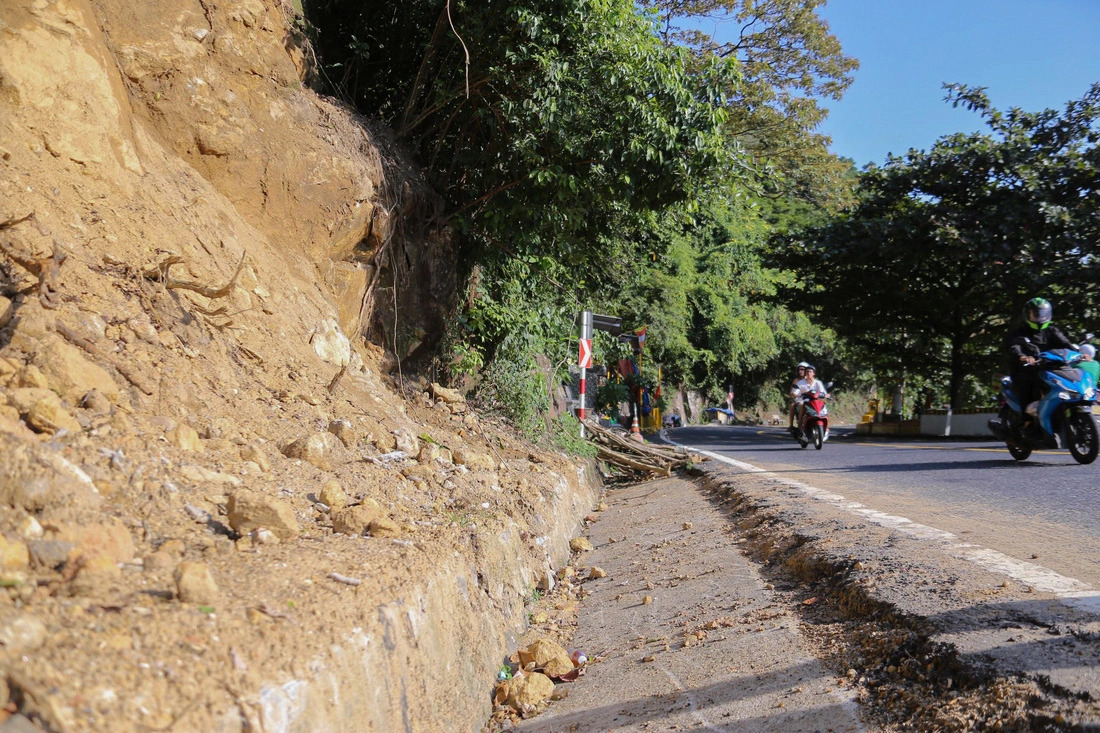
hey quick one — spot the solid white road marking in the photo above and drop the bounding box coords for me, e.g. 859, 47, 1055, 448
666, 433, 1100, 614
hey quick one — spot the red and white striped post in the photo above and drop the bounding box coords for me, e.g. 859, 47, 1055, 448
578, 311, 593, 438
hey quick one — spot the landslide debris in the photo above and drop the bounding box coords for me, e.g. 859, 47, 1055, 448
0, 1, 593, 730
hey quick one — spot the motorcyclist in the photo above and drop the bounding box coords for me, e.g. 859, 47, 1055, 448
1006, 297, 1074, 413
790, 364, 828, 434
787, 362, 809, 430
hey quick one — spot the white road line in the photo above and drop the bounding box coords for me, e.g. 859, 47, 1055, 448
667, 434, 1100, 615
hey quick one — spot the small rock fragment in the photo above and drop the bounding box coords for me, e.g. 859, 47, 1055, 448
227, 489, 301, 541
393, 428, 420, 455
368, 517, 400, 538
318, 480, 348, 510
0, 536, 29, 572
174, 561, 219, 604
569, 537, 592, 552
327, 419, 357, 448
282, 432, 341, 471
331, 500, 382, 536
25, 394, 81, 434
238, 444, 270, 472
0, 613, 47, 652
167, 424, 204, 452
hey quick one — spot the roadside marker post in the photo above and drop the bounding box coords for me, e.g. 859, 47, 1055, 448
579, 311, 593, 438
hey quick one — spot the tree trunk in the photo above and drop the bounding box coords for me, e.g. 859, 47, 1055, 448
949, 336, 964, 410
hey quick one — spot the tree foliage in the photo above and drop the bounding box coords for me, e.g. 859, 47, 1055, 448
305, 0, 863, 427
773, 84, 1100, 408
311, 0, 738, 262
652, 0, 858, 206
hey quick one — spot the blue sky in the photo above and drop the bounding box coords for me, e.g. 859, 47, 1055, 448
813, 0, 1100, 167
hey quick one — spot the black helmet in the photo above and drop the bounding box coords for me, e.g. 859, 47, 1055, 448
1025, 297, 1052, 330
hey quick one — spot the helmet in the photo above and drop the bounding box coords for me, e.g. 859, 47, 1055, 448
1025, 297, 1052, 330
1082, 344, 1096, 359
804, 364, 816, 372
796, 361, 811, 369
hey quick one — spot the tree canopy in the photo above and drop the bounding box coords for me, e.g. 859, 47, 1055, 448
652, 0, 858, 207
305, 0, 861, 434
311, 0, 739, 262
773, 83, 1100, 408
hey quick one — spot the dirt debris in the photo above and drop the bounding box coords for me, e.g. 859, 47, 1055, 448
0, 0, 597, 730
700, 467, 1100, 730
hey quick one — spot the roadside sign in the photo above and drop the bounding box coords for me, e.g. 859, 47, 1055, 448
578, 338, 592, 368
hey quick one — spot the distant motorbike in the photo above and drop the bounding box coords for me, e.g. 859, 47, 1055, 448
987, 348, 1099, 464
790, 382, 833, 450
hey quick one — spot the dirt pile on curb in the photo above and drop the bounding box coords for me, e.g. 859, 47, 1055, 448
700, 466, 1099, 730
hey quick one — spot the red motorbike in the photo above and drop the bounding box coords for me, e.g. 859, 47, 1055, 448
790, 382, 832, 449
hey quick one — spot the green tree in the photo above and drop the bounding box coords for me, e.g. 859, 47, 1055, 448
775, 84, 1100, 408
652, 0, 859, 207
310, 0, 739, 262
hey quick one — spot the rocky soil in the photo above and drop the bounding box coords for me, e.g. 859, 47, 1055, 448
0, 1, 597, 730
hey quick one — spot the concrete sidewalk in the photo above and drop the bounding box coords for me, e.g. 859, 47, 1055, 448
516, 476, 870, 733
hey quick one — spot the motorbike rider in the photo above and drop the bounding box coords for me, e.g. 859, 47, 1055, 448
790, 364, 828, 434
1006, 297, 1074, 414
787, 362, 809, 430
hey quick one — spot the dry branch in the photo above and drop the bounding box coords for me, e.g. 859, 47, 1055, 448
583, 419, 701, 479
145, 251, 246, 299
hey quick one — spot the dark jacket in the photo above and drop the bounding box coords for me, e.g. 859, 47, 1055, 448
1006, 322, 1074, 364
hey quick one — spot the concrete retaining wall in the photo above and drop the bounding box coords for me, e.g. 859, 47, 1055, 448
919, 411, 996, 437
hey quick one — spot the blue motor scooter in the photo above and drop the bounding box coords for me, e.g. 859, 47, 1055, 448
987, 348, 1099, 464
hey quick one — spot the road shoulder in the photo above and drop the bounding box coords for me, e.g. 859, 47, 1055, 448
516, 475, 867, 732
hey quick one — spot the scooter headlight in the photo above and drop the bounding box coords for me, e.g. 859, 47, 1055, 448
1057, 390, 1075, 400
1086, 387, 1096, 400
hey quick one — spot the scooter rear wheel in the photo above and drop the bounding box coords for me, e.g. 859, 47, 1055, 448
812, 423, 824, 450
1007, 442, 1032, 461
1067, 411, 1099, 465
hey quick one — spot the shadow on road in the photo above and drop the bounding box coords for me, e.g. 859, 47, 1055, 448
519, 659, 859, 732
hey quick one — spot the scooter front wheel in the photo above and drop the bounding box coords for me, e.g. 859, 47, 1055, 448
1007, 442, 1032, 461
812, 423, 824, 450
1067, 411, 1099, 465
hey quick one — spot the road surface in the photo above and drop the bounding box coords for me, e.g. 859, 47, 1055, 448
669, 424, 1100, 593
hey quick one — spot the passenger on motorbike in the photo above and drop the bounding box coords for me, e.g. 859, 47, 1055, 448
1079, 344, 1100, 386
787, 362, 809, 430
1006, 297, 1074, 414
790, 365, 828, 434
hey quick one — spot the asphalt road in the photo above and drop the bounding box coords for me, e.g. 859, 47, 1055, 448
666, 424, 1100, 600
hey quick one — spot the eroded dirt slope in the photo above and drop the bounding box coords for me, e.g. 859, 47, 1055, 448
0, 1, 589, 730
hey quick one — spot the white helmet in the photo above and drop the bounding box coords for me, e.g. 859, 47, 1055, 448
1082, 344, 1096, 359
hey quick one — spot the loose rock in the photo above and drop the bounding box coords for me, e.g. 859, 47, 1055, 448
0, 612, 48, 652
368, 517, 400, 538
318, 480, 348, 510
327, 419, 358, 448
569, 537, 593, 552
331, 500, 382, 536
174, 561, 219, 604
282, 432, 341, 471
227, 489, 301, 541
167, 424, 204, 452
